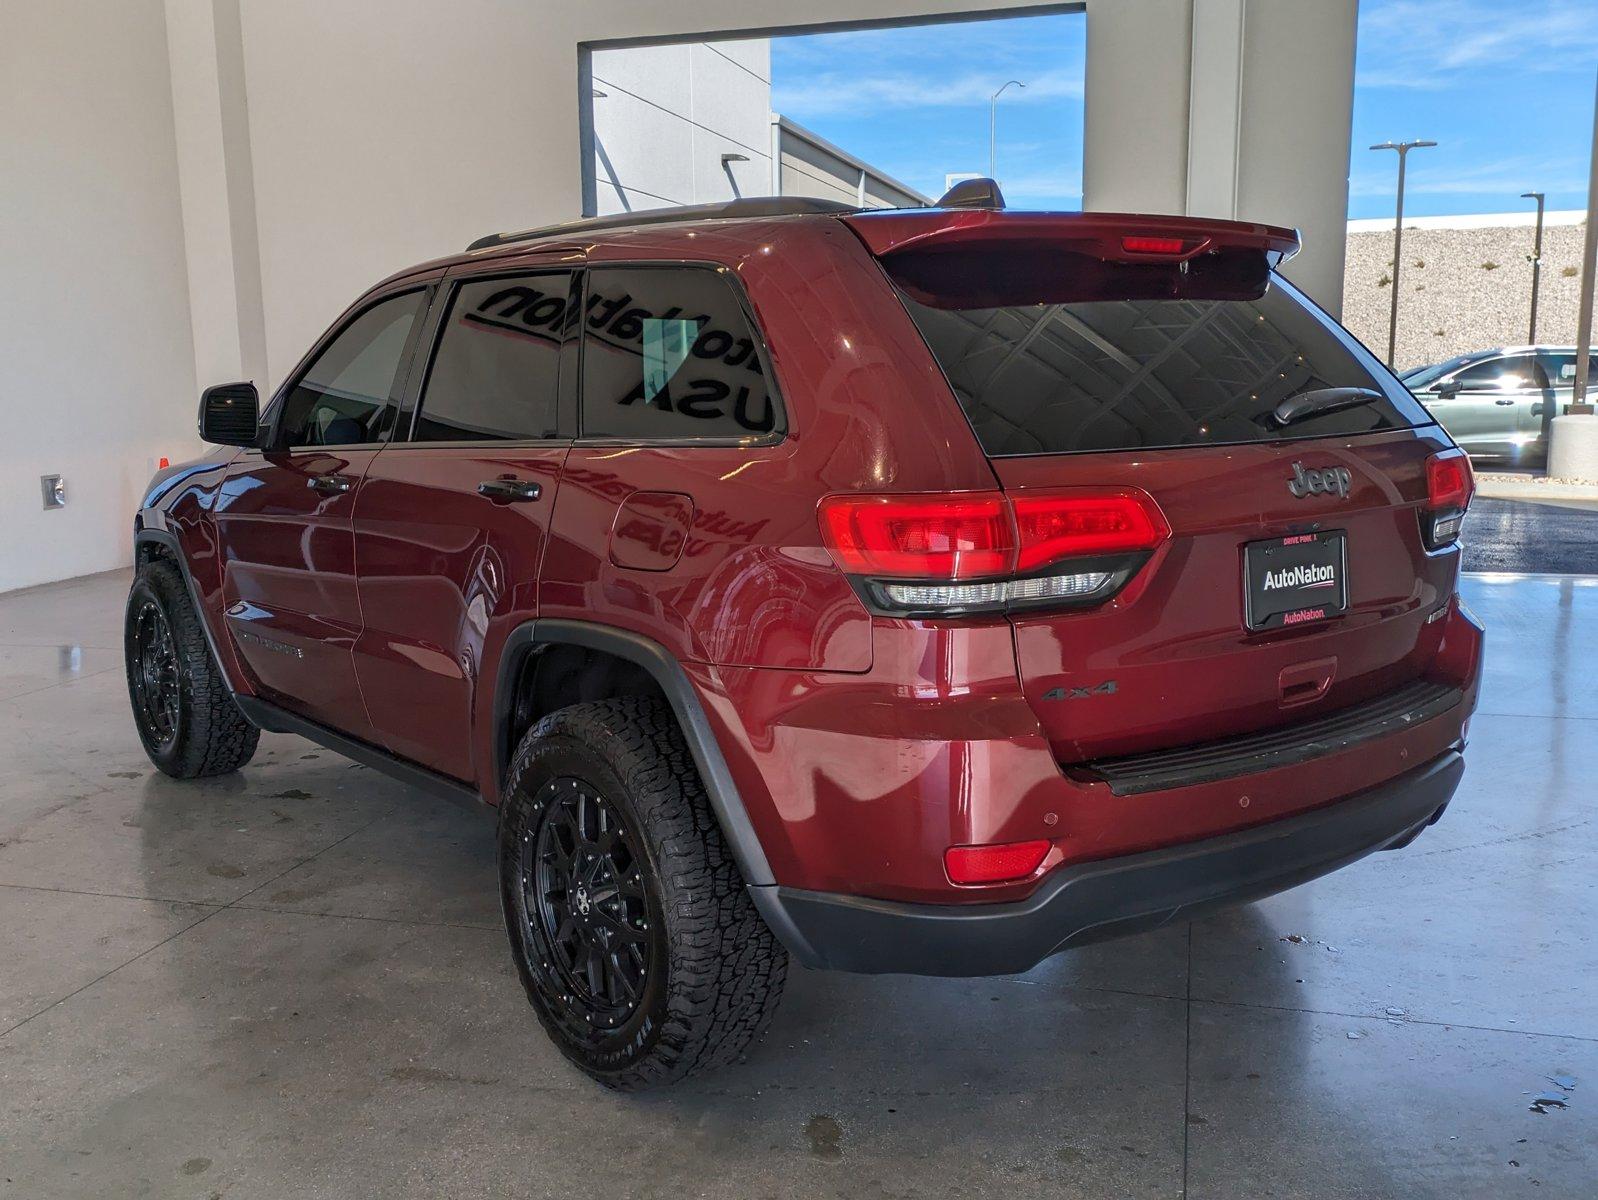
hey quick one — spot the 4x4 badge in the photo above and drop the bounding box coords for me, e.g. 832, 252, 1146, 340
1288, 462, 1353, 499
1043, 680, 1118, 701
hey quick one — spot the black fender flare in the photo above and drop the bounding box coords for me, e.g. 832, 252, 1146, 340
133, 525, 234, 684
493, 619, 775, 888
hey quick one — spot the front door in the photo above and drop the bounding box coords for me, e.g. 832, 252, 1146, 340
353, 269, 578, 782
214, 287, 430, 738
1426, 352, 1544, 459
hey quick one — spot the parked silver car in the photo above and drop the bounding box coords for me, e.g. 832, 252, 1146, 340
1401, 346, 1592, 463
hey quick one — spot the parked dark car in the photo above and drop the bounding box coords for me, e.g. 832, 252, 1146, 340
126, 186, 1482, 1089
1402, 345, 1594, 463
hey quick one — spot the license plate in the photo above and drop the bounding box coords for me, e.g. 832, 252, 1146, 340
1244, 530, 1348, 630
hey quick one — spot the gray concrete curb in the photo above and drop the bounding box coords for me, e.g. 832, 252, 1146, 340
1475, 474, 1598, 502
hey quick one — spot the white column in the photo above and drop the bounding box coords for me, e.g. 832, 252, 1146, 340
163, 0, 268, 390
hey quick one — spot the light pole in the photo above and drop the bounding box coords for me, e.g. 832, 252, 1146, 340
1522, 191, 1546, 344
989, 80, 1025, 182
1370, 139, 1437, 367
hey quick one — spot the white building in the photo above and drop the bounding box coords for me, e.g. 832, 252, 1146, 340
590, 41, 929, 214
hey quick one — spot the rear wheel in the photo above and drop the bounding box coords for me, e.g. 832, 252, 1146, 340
499, 697, 786, 1089
124, 559, 259, 778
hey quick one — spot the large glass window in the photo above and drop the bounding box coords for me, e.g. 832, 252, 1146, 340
580, 266, 781, 441
1450, 354, 1547, 392
894, 275, 1429, 456
278, 291, 424, 447
412, 274, 572, 442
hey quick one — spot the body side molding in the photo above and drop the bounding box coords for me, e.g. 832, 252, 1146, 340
235, 695, 485, 814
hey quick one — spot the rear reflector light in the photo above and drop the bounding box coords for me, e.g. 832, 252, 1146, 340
1121, 235, 1189, 255
1422, 449, 1474, 549
945, 840, 1051, 885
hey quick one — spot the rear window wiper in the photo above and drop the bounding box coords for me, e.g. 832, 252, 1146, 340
1271, 386, 1384, 428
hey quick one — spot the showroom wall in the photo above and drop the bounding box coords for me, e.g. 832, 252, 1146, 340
590, 40, 776, 213
2, 0, 1359, 594
1, 0, 199, 594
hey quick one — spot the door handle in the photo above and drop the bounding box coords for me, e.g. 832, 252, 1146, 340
308, 473, 353, 495
478, 477, 543, 503
1494, 398, 1516, 406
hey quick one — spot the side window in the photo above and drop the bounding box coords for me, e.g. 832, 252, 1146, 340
1451, 354, 1545, 392
411, 273, 572, 442
580, 266, 782, 441
1540, 352, 1577, 388
278, 291, 425, 447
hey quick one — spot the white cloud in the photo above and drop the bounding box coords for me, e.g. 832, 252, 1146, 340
772, 69, 1083, 117
1357, 0, 1598, 90
1349, 154, 1587, 199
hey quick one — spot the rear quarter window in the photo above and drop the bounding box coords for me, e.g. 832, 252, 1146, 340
893, 272, 1430, 456
579, 265, 782, 442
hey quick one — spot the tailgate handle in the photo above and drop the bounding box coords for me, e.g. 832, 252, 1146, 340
1279, 657, 1337, 707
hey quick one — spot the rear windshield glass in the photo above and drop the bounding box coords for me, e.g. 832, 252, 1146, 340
893, 270, 1430, 457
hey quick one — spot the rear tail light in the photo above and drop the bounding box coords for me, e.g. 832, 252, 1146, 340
945, 839, 1051, 885
1422, 449, 1474, 549
818, 488, 1169, 616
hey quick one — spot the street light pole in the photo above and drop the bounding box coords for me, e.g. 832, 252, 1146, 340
1370, 139, 1437, 367
1522, 191, 1546, 344
1572, 69, 1598, 414
989, 80, 1025, 182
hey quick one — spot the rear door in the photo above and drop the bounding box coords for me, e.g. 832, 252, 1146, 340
214, 286, 429, 738
875, 236, 1453, 764
352, 267, 577, 781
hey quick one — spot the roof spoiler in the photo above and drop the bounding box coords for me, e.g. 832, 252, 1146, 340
841, 209, 1300, 265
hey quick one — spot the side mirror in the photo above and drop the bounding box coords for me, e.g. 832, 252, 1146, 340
198, 382, 261, 446
1433, 379, 1462, 400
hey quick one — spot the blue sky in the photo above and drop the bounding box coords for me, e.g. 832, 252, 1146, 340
770, 12, 1087, 210
769, 0, 1597, 219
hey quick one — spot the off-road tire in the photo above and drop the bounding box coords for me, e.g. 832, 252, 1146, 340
124, 558, 259, 778
499, 696, 787, 1089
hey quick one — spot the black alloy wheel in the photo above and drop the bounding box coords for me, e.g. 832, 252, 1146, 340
515, 776, 658, 1037
130, 599, 181, 750
498, 698, 787, 1089
123, 558, 259, 778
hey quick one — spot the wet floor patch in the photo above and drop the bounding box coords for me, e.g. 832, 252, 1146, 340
804, 1114, 843, 1161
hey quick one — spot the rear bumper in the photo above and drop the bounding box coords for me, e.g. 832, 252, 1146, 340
752, 747, 1463, 976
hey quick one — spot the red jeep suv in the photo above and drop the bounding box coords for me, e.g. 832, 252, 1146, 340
126, 187, 1482, 1089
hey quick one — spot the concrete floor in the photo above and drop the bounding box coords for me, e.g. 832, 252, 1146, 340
1, 567, 1594, 1199
1464, 499, 1598, 574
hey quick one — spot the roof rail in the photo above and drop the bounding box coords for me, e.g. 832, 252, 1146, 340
465, 196, 859, 252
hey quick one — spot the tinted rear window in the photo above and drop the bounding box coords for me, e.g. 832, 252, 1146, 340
895, 275, 1429, 456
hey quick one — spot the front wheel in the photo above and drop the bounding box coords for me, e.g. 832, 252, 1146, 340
499, 697, 786, 1089
124, 558, 259, 778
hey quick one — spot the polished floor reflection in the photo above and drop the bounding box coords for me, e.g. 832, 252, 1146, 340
0, 569, 1593, 1198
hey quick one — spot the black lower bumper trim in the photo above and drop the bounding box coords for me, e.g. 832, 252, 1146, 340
1073, 679, 1462, 796
752, 750, 1464, 977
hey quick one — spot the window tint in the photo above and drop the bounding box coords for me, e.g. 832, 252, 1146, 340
279, 292, 424, 446
1538, 352, 1579, 387
580, 266, 781, 441
1402, 354, 1479, 390
412, 274, 571, 442
894, 278, 1428, 456
1452, 354, 1546, 391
